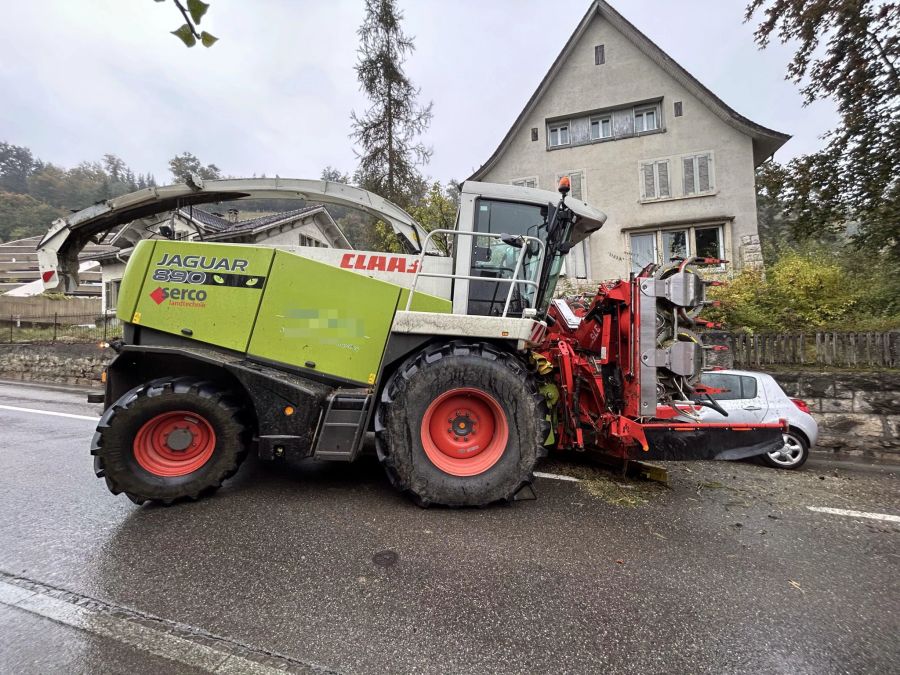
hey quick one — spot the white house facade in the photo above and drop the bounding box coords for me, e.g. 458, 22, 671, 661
469, 0, 790, 281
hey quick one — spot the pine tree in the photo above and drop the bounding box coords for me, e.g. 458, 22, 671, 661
351, 0, 432, 210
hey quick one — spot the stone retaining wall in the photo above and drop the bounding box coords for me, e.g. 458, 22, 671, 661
769, 371, 899, 461
0, 343, 112, 387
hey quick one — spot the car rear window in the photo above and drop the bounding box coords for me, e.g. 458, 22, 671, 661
740, 375, 757, 399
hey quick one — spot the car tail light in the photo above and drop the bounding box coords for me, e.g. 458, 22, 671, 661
790, 398, 810, 414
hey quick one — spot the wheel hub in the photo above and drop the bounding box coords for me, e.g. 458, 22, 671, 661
133, 411, 216, 477
420, 388, 510, 476
165, 427, 194, 451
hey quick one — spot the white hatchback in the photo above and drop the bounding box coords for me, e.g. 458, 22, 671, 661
698, 370, 819, 469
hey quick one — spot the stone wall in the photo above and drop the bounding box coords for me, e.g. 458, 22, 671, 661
769, 371, 899, 461
0, 344, 113, 387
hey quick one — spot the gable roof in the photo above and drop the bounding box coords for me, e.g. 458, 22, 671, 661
469, 0, 790, 180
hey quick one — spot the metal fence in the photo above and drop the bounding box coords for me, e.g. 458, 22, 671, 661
729, 331, 899, 369
1, 313, 121, 344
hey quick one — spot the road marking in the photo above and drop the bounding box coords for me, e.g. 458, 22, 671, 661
807, 506, 900, 523
534, 471, 582, 482
0, 576, 332, 674
0, 404, 99, 422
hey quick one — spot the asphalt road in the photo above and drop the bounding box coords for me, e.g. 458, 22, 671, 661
1, 379, 898, 674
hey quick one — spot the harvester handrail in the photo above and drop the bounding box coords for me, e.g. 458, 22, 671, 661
404, 229, 546, 316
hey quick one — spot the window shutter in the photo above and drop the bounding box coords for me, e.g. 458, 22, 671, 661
683, 157, 696, 195
641, 163, 656, 199
698, 154, 711, 192
657, 161, 670, 198
569, 172, 583, 200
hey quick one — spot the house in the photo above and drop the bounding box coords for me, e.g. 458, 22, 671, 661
92, 205, 351, 313
468, 0, 790, 281
1, 234, 109, 298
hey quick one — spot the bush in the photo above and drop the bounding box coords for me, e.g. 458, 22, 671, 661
708, 249, 899, 332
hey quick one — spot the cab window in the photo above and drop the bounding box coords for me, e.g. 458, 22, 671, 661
467, 199, 546, 316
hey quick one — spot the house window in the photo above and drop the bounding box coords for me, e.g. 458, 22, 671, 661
682, 153, 715, 195
590, 116, 612, 140
104, 280, 121, 313
548, 123, 570, 147
639, 160, 671, 200
511, 177, 538, 188
531, 128, 539, 141
634, 105, 660, 133
557, 171, 584, 200
695, 225, 724, 260
674, 101, 683, 117
629, 224, 725, 274
594, 44, 605, 65
300, 234, 325, 247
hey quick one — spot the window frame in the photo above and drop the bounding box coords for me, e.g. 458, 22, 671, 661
639, 159, 671, 201
590, 115, 612, 141
634, 104, 661, 133
547, 121, 571, 148
626, 223, 727, 271
681, 151, 716, 196
511, 177, 538, 189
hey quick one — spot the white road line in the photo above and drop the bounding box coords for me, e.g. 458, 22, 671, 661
0, 404, 99, 422
0, 579, 310, 674
534, 471, 582, 483
807, 506, 900, 523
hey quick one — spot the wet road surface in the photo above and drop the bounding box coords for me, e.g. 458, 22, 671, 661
1, 380, 898, 674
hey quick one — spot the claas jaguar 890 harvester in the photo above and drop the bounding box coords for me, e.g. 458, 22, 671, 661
37, 177, 785, 506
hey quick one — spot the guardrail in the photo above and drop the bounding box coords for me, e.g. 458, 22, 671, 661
405, 229, 545, 317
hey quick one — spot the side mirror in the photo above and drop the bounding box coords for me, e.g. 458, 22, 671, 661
499, 233, 524, 248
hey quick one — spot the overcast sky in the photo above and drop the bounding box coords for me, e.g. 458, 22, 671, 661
1, 0, 839, 185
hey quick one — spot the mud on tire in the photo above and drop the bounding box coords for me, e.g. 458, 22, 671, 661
375, 341, 549, 507
91, 377, 249, 505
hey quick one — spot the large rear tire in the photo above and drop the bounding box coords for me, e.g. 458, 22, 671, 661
92, 377, 249, 505
376, 342, 548, 507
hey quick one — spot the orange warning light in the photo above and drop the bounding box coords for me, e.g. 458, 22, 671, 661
558, 175, 571, 194
283, 406, 295, 416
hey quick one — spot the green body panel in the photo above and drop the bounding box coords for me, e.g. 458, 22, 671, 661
247, 251, 447, 384
115, 240, 156, 323
119, 241, 450, 384
128, 241, 275, 352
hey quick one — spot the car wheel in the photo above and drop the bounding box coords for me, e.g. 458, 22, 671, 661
760, 429, 809, 470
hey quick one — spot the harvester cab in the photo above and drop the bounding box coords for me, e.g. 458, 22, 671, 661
36, 177, 786, 508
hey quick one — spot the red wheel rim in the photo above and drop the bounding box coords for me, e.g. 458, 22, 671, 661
420, 388, 509, 476
133, 411, 216, 477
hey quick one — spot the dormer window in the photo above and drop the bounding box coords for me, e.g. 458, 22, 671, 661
548, 123, 570, 148
590, 116, 612, 140
634, 105, 660, 133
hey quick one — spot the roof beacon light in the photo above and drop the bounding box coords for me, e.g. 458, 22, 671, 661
558, 175, 571, 195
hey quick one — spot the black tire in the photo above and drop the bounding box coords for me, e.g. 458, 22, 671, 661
759, 428, 809, 470
375, 341, 549, 507
91, 377, 249, 505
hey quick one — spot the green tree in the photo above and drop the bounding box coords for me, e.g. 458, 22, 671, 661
0, 191, 65, 243
408, 181, 458, 254
0, 142, 35, 194
745, 0, 900, 259
168, 152, 222, 183
351, 0, 433, 210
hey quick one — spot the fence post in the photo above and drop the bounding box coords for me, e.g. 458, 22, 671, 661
103, 315, 108, 343
53, 313, 58, 342
7, 315, 11, 344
